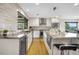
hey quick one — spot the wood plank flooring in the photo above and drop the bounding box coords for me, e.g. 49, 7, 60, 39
26, 38, 48, 55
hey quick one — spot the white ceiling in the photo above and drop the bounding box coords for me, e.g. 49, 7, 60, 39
18, 3, 79, 19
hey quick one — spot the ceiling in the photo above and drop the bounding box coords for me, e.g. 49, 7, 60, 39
18, 3, 79, 19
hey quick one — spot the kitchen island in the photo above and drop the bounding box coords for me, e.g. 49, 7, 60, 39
0, 31, 27, 55
46, 32, 79, 55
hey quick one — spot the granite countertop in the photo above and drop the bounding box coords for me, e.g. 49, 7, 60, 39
46, 31, 79, 39
52, 36, 79, 39
0, 31, 29, 39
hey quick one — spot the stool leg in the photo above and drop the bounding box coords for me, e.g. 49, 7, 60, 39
61, 50, 64, 55
68, 50, 69, 55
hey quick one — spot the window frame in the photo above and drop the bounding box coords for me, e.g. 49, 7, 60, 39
65, 22, 78, 33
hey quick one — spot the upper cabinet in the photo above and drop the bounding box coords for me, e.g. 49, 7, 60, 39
51, 17, 59, 23
17, 11, 28, 30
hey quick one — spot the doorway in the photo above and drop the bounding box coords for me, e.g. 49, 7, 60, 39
40, 30, 43, 38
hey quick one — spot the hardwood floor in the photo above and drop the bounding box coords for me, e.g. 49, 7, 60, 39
26, 38, 48, 55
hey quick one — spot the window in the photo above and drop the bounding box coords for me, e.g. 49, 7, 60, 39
39, 18, 46, 25
17, 11, 28, 30
65, 22, 78, 37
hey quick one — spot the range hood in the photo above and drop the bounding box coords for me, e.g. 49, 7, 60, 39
31, 26, 51, 30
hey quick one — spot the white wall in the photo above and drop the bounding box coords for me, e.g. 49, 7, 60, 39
0, 39, 19, 55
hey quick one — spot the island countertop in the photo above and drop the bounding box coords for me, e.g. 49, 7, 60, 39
51, 36, 79, 39
46, 32, 79, 39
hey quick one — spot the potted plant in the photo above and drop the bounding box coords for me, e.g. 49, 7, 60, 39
3, 30, 8, 38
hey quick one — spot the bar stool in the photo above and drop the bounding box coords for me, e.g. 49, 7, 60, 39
70, 44, 79, 55
53, 44, 64, 54
59, 45, 77, 55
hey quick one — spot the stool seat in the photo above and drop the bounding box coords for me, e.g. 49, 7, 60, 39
60, 45, 77, 55
70, 44, 79, 49
54, 44, 64, 49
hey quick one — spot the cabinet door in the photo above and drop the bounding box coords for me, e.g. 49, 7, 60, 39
17, 11, 28, 30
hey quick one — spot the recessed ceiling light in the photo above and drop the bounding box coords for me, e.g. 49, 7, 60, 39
35, 3, 39, 5
27, 9, 30, 12
17, 9, 19, 11
74, 3, 78, 6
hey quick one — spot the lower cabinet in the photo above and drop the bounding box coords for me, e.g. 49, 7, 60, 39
19, 35, 27, 55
